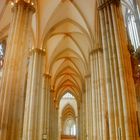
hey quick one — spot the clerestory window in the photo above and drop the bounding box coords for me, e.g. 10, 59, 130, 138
122, 0, 140, 50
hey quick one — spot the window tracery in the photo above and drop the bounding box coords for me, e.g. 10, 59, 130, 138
64, 119, 76, 136
122, 0, 140, 50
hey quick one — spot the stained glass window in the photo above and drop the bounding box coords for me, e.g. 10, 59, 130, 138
0, 41, 6, 70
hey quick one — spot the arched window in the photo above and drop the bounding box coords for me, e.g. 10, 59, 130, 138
71, 124, 76, 135
126, 9, 140, 49
122, 0, 140, 50
62, 92, 74, 99
59, 92, 78, 138
0, 40, 6, 70
64, 119, 76, 136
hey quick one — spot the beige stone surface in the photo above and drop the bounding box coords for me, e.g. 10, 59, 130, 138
0, 0, 139, 140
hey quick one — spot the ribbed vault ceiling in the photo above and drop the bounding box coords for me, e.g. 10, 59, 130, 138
42, 0, 95, 104
0, 0, 95, 104
0, 0, 134, 105
0, 0, 97, 104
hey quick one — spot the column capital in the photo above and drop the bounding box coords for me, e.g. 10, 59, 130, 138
98, 0, 120, 10
42, 133, 47, 140
11, 0, 35, 13
29, 48, 46, 56
90, 47, 103, 54
43, 73, 51, 79
85, 74, 91, 79
55, 103, 59, 110
50, 88, 55, 93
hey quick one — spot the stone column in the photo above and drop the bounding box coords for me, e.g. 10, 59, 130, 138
82, 90, 87, 140
84, 78, 89, 140
52, 100, 57, 140
97, 0, 139, 139
0, 1, 35, 140
75, 116, 78, 140
85, 75, 93, 140
42, 74, 51, 140
49, 88, 55, 140
22, 48, 46, 140
77, 106, 81, 140
54, 106, 59, 140
90, 47, 108, 140
78, 94, 83, 140
80, 97, 85, 140
48, 89, 53, 140
90, 54, 98, 140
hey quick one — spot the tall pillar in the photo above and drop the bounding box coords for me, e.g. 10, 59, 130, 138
54, 106, 59, 140
75, 116, 78, 140
80, 98, 85, 140
90, 54, 98, 140
42, 74, 51, 140
84, 77, 89, 140
90, 47, 108, 140
0, 1, 35, 140
49, 88, 55, 140
82, 90, 87, 140
85, 75, 93, 140
77, 106, 81, 140
97, 0, 139, 139
22, 48, 46, 140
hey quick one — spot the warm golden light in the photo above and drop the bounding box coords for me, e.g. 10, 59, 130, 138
31, 2, 34, 5
10, 1, 14, 6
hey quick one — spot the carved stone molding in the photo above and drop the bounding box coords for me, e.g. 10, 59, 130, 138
98, 0, 120, 10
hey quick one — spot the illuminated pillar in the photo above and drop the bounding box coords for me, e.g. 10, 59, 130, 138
42, 74, 51, 140
85, 75, 93, 140
97, 0, 139, 139
22, 48, 45, 140
90, 46, 108, 140
0, 1, 35, 140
